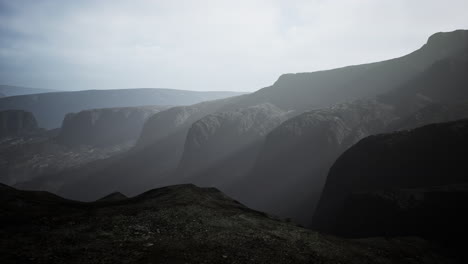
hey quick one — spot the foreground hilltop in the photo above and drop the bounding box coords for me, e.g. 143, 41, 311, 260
0, 183, 456, 264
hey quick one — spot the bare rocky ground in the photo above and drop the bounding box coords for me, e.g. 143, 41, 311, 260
0, 134, 132, 190
0, 183, 458, 264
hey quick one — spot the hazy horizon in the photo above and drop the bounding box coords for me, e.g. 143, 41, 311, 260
1, 0, 467, 92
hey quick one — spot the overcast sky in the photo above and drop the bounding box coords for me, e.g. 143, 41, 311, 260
0, 0, 467, 92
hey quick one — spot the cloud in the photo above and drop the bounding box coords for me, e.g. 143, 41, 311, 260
0, 0, 467, 91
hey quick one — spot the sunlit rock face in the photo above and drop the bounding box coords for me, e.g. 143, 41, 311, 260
173, 103, 288, 187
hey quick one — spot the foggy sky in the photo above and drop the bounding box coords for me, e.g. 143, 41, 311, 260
1, 0, 467, 92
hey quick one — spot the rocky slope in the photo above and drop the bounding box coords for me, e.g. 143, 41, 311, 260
0, 88, 242, 129
0, 106, 170, 189
312, 119, 468, 244
57, 106, 168, 147
0, 134, 132, 189
0, 183, 459, 264
0, 110, 40, 138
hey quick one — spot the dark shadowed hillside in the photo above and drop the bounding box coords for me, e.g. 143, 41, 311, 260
0, 183, 459, 264
0, 88, 243, 129
313, 119, 468, 246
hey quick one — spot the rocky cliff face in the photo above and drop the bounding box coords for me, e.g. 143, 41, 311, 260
235, 42, 468, 225
313, 119, 468, 243
0, 183, 459, 264
0, 110, 39, 138
57, 106, 168, 147
174, 103, 287, 187
237, 100, 397, 225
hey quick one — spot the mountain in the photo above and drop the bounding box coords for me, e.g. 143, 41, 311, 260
0, 85, 58, 97
172, 103, 288, 187
0, 110, 40, 138
235, 49, 468, 225
13, 30, 468, 217
0, 183, 458, 264
237, 100, 397, 225
0, 88, 243, 129
57, 106, 169, 147
312, 119, 468, 246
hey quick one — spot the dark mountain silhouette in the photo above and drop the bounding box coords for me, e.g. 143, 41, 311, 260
312, 119, 468, 247
57, 105, 169, 147
96, 191, 128, 202
0, 110, 40, 138
0, 183, 458, 264
0, 85, 58, 97
0, 88, 243, 129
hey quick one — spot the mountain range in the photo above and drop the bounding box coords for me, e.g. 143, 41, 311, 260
0, 88, 243, 129
1, 29, 468, 262
12, 30, 467, 226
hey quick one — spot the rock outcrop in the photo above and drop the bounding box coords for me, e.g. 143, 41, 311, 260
174, 103, 287, 187
237, 100, 397, 225
0, 110, 39, 138
57, 106, 168, 147
313, 119, 468, 244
